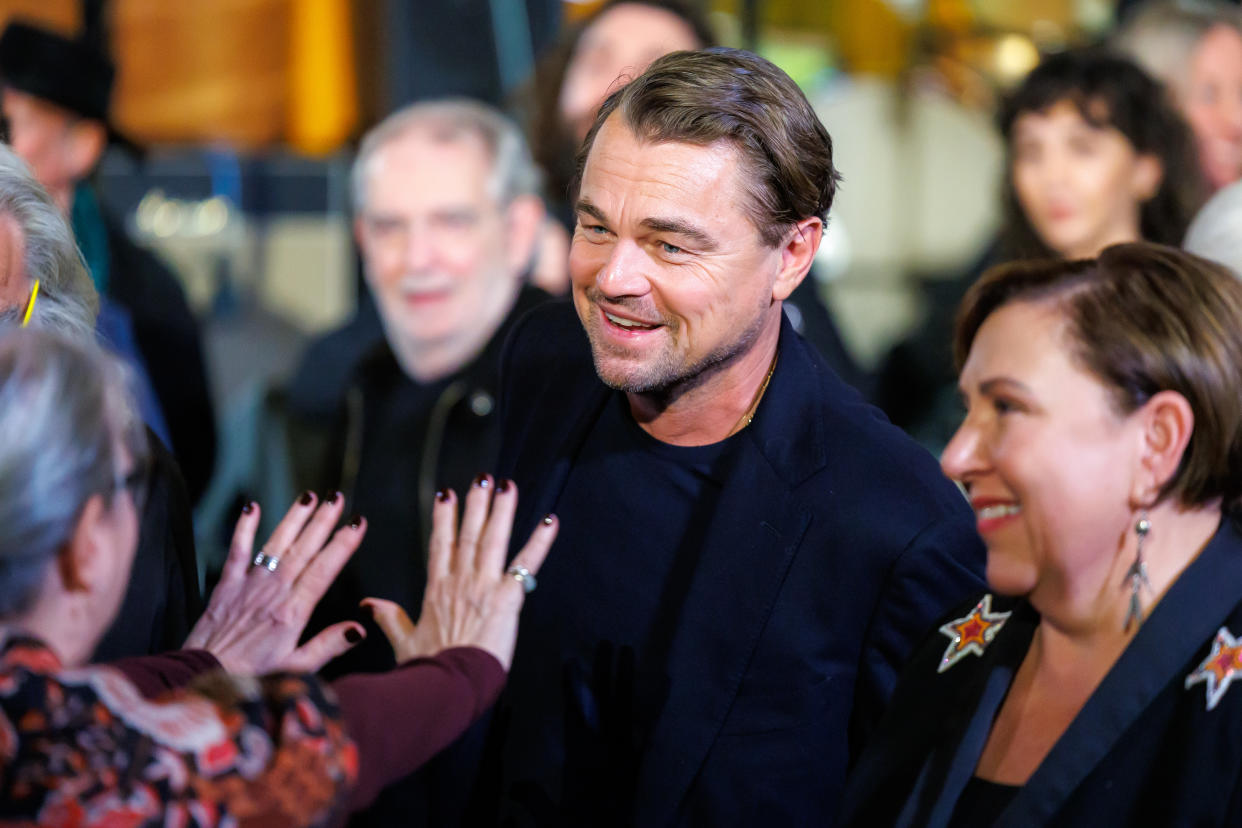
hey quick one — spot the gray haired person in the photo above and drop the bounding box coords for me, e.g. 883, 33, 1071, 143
289, 98, 549, 652
0, 143, 96, 339
1113, 0, 1242, 191
352, 98, 543, 218
0, 324, 555, 824
0, 141, 198, 660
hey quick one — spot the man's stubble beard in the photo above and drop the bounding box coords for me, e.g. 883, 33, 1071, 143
582, 291, 772, 406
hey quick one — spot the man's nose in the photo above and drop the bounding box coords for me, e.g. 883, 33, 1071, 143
403, 226, 436, 272
595, 239, 650, 298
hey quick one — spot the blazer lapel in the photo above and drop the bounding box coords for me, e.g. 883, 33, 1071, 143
904, 604, 1035, 828
1000, 517, 1242, 828
634, 440, 812, 825
633, 318, 832, 825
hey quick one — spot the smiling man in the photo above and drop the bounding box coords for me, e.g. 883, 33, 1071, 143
295, 100, 546, 691
440, 49, 988, 826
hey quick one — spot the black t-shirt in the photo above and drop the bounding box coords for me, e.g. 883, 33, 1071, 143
498, 392, 744, 823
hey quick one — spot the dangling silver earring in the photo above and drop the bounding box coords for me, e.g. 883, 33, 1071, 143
1125, 513, 1152, 632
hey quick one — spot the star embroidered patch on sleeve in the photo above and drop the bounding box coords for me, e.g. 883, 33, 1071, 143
1186, 627, 1242, 711
937, 594, 1011, 673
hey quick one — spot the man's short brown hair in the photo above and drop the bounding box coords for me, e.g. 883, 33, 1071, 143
572, 47, 840, 247
955, 242, 1242, 512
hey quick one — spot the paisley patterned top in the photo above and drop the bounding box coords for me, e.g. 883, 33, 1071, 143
0, 631, 358, 827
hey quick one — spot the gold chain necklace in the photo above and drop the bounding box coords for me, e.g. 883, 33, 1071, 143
730, 346, 779, 436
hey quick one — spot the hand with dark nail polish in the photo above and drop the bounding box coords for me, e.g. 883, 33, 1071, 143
363, 476, 558, 670
185, 492, 367, 675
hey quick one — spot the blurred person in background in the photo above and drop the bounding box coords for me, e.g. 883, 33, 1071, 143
999, 49, 1205, 262
529, 0, 711, 234
525, 1, 870, 393
289, 104, 549, 823
840, 243, 1242, 828
0, 324, 557, 824
1184, 177, 1242, 271
0, 141, 201, 662
286, 99, 546, 427
294, 99, 546, 681
0, 20, 216, 504
877, 48, 1204, 453
1115, 0, 1242, 192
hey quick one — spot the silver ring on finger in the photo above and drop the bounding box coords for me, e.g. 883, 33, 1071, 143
252, 551, 280, 573
506, 564, 536, 594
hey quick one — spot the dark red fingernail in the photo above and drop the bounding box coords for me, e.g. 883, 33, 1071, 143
497, 478, 512, 493
542, 514, 555, 526
347, 514, 364, 529
473, 474, 491, 489
435, 488, 450, 502
325, 491, 341, 504
242, 501, 256, 515
299, 490, 315, 506
344, 628, 363, 644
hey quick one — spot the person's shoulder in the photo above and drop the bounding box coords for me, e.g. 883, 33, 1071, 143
501, 298, 592, 386
789, 334, 964, 507
505, 298, 587, 359
287, 311, 387, 423
497, 299, 598, 452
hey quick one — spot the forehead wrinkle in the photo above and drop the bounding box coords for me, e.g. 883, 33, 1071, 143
584, 132, 742, 215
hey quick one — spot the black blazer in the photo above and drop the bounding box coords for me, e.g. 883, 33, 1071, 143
481, 301, 986, 826
839, 516, 1242, 828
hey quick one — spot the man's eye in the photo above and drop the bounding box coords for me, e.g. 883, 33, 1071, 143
369, 219, 404, 235
660, 242, 683, 255
436, 214, 476, 230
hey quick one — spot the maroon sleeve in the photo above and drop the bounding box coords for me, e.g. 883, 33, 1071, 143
333, 646, 507, 813
108, 649, 221, 698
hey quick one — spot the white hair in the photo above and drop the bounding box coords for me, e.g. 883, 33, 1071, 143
352, 98, 542, 213
1113, 0, 1242, 100
0, 144, 97, 342
0, 327, 140, 616
1185, 180, 1242, 277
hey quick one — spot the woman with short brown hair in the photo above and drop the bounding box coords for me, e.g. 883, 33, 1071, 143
841, 242, 1242, 827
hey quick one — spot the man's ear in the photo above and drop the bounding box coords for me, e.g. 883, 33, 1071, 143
772, 216, 822, 303
59, 493, 109, 593
1130, 389, 1194, 507
503, 194, 547, 276
63, 119, 107, 182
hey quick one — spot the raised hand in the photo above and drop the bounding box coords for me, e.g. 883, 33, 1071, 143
185, 493, 367, 674
363, 476, 556, 671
